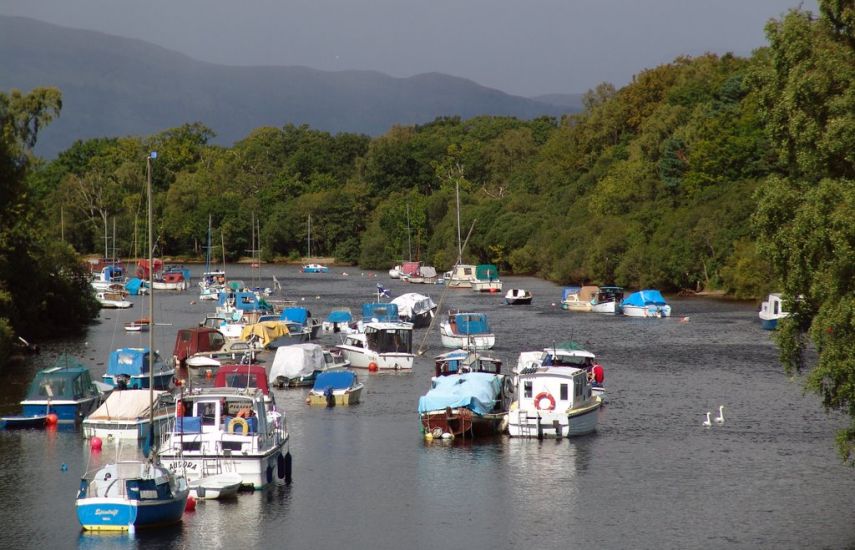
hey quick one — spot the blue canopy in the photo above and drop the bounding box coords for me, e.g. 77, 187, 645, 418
622, 289, 668, 307
562, 287, 581, 301
327, 310, 353, 323
125, 277, 144, 295
417, 372, 502, 416
107, 348, 152, 376
102, 264, 124, 281
454, 313, 490, 335
361, 303, 399, 322
281, 307, 309, 324
312, 371, 356, 391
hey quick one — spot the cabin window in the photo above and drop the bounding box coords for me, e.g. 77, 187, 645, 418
560, 384, 568, 401
209, 331, 225, 349
773, 301, 779, 315
574, 376, 584, 398
524, 381, 533, 398
198, 401, 218, 426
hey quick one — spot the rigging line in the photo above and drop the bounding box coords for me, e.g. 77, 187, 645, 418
416, 219, 476, 356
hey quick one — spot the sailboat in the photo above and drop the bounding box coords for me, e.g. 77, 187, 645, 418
199, 214, 226, 301
302, 214, 329, 273
444, 182, 477, 288
76, 151, 189, 532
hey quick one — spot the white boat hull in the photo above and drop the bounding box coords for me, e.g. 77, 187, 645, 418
338, 346, 413, 370
472, 281, 503, 293
439, 331, 495, 350
622, 304, 671, 318
591, 301, 618, 314
507, 401, 600, 438
188, 473, 243, 499
161, 442, 288, 490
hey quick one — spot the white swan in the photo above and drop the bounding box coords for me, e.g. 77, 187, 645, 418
702, 411, 712, 427
715, 405, 725, 425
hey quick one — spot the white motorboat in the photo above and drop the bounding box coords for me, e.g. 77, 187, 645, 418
621, 289, 671, 318
96, 290, 132, 309
83, 389, 174, 442
508, 363, 602, 439
337, 321, 414, 371
759, 293, 789, 330
159, 387, 291, 489
504, 288, 532, 305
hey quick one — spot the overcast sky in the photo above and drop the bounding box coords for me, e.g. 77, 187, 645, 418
1, 0, 817, 97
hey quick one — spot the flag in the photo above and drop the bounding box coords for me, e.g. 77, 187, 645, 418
376, 283, 391, 299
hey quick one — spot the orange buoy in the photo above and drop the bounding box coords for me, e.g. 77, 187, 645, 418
368, 362, 379, 372
185, 495, 196, 512
46, 413, 58, 426
90, 436, 103, 451
205, 369, 213, 379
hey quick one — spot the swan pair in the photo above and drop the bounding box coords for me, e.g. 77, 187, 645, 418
703, 405, 725, 427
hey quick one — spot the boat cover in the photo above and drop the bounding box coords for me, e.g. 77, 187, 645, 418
417, 372, 502, 415
280, 307, 309, 324
361, 303, 399, 322
419, 266, 438, 279
270, 343, 325, 379
86, 390, 165, 420
475, 264, 499, 281
240, 321, 290, 348
622, 289, 668, 307
453, 313, 491, 335
214, 365, 269, 394
401, 262, 421, 276
107, 348, 153, 376
125, 278, 144, 295
391, 293, 436, 318
562, 287, 581, 301
312, 371, 356, 391
327, 309, 353, 323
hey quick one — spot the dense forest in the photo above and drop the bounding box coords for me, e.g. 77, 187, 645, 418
1, 3, 853, 460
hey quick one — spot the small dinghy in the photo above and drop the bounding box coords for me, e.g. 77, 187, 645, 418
504, 288, 532, 305
188, 472, 243, 500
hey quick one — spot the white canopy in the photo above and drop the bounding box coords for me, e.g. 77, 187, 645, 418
391, 293, 436, 319
86, 389, 165, 420
270, 343, 325, 380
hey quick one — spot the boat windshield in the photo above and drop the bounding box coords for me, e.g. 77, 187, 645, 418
365, 328, 412, 353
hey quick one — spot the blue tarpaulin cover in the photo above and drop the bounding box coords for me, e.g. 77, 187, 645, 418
312, 371, 356, 391
327, 310, 353, 323
107, 348, 151, 376
125, 278, 143, 295
280, 307, 309, 324
454, 313, 491, 335
361, 303, 399, 321
622, 289, 668, 307
417, 372, 502, 415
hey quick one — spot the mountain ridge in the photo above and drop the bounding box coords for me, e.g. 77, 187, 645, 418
0, 15, 578, 157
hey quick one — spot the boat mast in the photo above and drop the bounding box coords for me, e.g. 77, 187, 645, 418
406, 204, 412, 262
307, 215, 312, 258
205, 214, 212, 273
146, 151, 156, 460
455, 180, 462, 266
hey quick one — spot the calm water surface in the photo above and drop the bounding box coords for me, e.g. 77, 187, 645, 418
1, 266, 853, 549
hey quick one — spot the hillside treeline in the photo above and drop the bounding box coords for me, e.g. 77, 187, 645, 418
31, 53, 773, 298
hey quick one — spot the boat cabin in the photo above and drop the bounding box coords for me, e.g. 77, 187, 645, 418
447, 312, 491, 336
21, 360, 101, 422
516, 365, 593, 411
363, 323, 413, 353
173, 327, 226, 367
214, 364, 270, 396
104, 347, 173, 390
434, 349, 502, 377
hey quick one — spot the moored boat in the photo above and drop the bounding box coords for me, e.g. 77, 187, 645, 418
561, 285, 598, 312
302, 263, 329, 273
96, 290, 132, 309
504, 288, 532, 305
16, 355, 103, 425
419, 349, 512, 439
471, 264, 502, 293
82, 389, 175, 442
337, 321, 414, 371
159, 387, 291, 489
188, 472, 243, 500
590, 286, 624, 314
439, 311, 495, 350
759, 293, 789, 330
306, 371, 364, 406
621, 289, 671, 318
507, 362, 602, 439
391, 292, 437, 328
269, 342, 343, 388
103, 347, 174, 391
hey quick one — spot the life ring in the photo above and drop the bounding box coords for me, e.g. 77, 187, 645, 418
228, 417, 250, 434
534, 391, 556, 411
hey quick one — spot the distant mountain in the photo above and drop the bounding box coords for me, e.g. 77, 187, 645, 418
0, 16, 579, 157
533, 93, 586, 111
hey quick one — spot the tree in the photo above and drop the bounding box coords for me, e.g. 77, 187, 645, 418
752, 3, 855, 462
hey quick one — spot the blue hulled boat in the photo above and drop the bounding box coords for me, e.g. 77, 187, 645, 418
11, 356, 103, 425
103, 347, 174, 390
76, 460, 189, 531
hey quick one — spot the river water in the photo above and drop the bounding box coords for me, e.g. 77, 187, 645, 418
1, 265, 853, 549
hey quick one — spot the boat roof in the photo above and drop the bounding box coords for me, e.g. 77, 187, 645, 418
312, 371, 357, 390
214, 364, 269, 395
362, 321, 413, 330
517, 365, 586, 377
181, 386, 265, 400
86, 389, 167, 421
